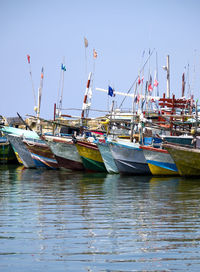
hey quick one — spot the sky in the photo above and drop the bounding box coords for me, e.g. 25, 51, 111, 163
0, 0, 200, 119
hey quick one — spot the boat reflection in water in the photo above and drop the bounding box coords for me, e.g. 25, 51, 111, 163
0, 165, 200, 272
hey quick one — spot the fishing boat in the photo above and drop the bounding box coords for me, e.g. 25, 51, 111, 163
5, 134, 36, 168
23, 138, 59, 169
108, 139, 151, 175
0, 136, 16, 164
1, 126, 39, 168
75, 139, 107, 172
163, 142, 200, 176
162, 135, 193, 146
96, 140, 119, 173
44, 135, 84, 171
141, 145, 178, 175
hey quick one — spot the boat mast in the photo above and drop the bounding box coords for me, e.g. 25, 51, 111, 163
163, 55, 170, 98
182, 72, 185, 97
57, 58, 66, 116
36, 67, 44, 133
130, 83, 138, 142
81, 72, 92, 121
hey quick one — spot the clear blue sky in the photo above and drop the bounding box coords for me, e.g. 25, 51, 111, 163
0, 0, 200, 119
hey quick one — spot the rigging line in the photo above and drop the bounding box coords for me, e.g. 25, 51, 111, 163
119, 48, 155, 109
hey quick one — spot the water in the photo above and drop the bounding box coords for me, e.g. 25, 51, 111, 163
1, 165, 200, 271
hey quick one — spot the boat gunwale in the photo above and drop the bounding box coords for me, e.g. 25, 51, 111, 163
141, 145, 168, 153
76, 140, 98, 151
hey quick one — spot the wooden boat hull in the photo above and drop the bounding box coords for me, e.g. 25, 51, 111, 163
1, 126, 40, 167
141, 146, 178, 176
109, 141, 151, 175
0, 138, 16, 164
6, 134, 35, 168
75, 140, 107, 172
23, 139, 59, 169
97, 141, 118, 173
164, 143, 200, 176
45, 136, 84, 171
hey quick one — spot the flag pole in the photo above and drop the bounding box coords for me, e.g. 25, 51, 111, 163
156, 51, 159, 97
57, 61, 62, 113
59, 56, 65, 112
119, 48, 155, 108
81, 72, 92, 119
27, 55, 37, 109
84, 37, 88, 77
36, 67, 44, 133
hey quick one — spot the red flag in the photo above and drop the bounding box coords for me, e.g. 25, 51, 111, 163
148, 83, 153, 92
93, 49, 97, 59
154, 79, 158, 87
27, 54, 30, 63
138, 77, 141, 85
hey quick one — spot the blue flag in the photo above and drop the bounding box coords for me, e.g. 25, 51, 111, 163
108, 86, 114, 97
141, 99, 145, 109
61, 63, 66, 71
134, 95, 138, 103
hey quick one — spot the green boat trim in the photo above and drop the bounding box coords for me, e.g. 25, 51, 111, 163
81, 156, 107, 172
0, 143, 17, 164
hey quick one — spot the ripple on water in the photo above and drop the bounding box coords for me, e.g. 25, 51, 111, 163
0, 166, 200, 271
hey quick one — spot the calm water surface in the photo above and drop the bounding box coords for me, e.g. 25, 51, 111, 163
0, 165, 200, 271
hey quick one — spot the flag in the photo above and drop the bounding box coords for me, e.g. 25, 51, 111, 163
134, 95, 138, 103
154, 79, 158, 87
61, 63, 66, 71
108, 86, 114, 97
148, 83, 153, 92
93, 49, 97, 59
41, 67, 44, 79
138, 77, 141, 85
27, 54, 30, 63
141, 99, 145, 109
84, 37, 88, 48
148, 75, 152, 91
149, 74, 152, 84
